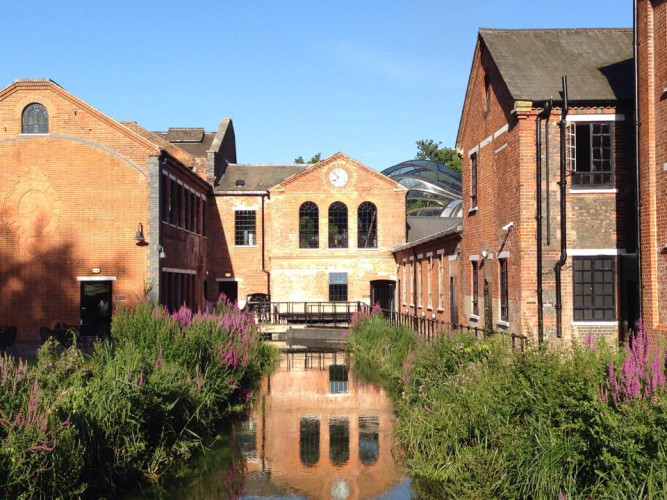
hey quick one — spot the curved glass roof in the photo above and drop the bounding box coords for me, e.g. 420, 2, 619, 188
382, 159, 462, 217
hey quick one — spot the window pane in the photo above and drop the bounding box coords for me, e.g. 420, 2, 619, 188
328, 202, 348, 248
235, 210, 256, 246
299, 202, 319, 248
357, 202, 378, 248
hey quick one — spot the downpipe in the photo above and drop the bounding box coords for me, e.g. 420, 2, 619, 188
555, 76, 569, 339
536, 99, 552, 345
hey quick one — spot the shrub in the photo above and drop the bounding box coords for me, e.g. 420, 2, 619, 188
0, 298, 277, 498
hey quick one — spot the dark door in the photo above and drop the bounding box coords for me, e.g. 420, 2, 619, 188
80, 280, 112, 337
370, 280, 395, 312
218, 280, 238, 303
450, 276, 458, 324
483, 279, 493, 332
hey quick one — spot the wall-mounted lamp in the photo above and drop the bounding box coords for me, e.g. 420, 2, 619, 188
157, 245, 166, 259
135, 223, 145, 243
481, 250, 488, 259
502, 221, 514, 232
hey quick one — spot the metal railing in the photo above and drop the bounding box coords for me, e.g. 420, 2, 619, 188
253, 301, 366, 327
252, 300, 528, 351
378, 308, 527, 352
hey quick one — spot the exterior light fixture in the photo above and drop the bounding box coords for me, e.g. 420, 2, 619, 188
135, 223, 145, 243
481, 250, 488, 259
157, 245, 166, 259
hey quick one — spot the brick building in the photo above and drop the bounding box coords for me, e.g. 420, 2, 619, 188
202, 153, 406, 309
0, 79, 233, 340
637, 0, 667, 338
0, 80, 407, 340
455, 29, 637, 344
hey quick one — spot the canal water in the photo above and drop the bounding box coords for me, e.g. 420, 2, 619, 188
152, 349, 414, 499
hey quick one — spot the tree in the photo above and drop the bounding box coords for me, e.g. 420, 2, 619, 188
415, 139, 461, 172
294, 153, 322, 164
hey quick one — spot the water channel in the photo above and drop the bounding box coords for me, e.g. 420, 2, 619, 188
148, 349, 414, 499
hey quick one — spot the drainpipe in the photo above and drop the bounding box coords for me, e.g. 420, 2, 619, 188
536, 99, 552, 345
412, 247, 418, 332
633, 0, 643, 321
261, 194, 271, 299
546, 102, 552, 246
555, 76, 569, 339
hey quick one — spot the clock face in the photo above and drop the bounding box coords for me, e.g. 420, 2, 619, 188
329, 167, 349, 187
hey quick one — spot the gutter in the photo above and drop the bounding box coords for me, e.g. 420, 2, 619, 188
633, 0, 643, 321
555, 76, 569, 339
536, 99, 552, 345
215, 190, 270, 196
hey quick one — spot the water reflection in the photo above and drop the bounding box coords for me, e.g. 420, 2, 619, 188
300, 417, 320, 467
241, 350, 408, 499
359, 416, 379, 466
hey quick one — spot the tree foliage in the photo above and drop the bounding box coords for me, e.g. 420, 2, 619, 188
415, 139, 461, 172
294, 153, 322, 164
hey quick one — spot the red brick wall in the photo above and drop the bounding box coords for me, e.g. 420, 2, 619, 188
267, 154, 406, 305
456, 37, 636, 344
638, 0, 667, 338
394, 234, 462, 324
0, 81, 158, 340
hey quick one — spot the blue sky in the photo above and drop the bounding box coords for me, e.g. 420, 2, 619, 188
3, 0, 631, 170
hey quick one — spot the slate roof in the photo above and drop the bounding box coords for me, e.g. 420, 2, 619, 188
480, 28, 633, 102
154, 128, 216, 158
121, 122, 196, 168
406, 216, 461, 243
215, 164, 307, 192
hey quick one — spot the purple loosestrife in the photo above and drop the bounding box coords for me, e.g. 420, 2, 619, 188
603, 319, 666, 407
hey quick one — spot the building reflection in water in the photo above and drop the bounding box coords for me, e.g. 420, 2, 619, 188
238, 350, 407, 499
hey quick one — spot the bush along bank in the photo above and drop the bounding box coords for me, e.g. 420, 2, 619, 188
348, 314, 667, 499
0, 298, 278, 498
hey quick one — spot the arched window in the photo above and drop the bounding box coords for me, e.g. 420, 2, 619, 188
357, 202, 377, 248
328, 202, 348, 248
22, 103, 49, 134
299, 202, 319, 248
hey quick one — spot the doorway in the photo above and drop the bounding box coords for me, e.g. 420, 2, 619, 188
450, 276, 459, 324
370, 280, 395, 313
80, 280, 112, 337
218, 280, 239, 304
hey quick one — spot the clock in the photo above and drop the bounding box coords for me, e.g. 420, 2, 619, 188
328, 167, 349, 187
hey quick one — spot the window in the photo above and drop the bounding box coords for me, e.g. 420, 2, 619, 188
401, 263, 407, 304
417, 260, 422, 306
499, 258, 508, 322
329, 272, 348, 301
299, 202, 319, 248
22, 103, 48, 133
438, 254, 444, 310
300, 417, 320, 467
470, 153, 478, 207
235, 210, 256, 246
472, 261, 479, 316
568, 122, 614, 187
161, 175, 170, 223
169, 180, 178, 225
328, 202, 348, 248
176, 183, 183, 227
427, 256, 433, 309
573, 256, 615, 321
357, 202, 377, 248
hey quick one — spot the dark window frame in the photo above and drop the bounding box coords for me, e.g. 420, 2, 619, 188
357, 201, 378, 249
235, 210, 257, 246
299, 201, 319, 248
472, 260, 479, 316
499, 258, 508, 322
329, 272, 348, 302
22, 103, 49, 134
470, 152, 478, 207
573, 256, 616, 321
328, 202, 348, 249
568, 121, 615, 188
